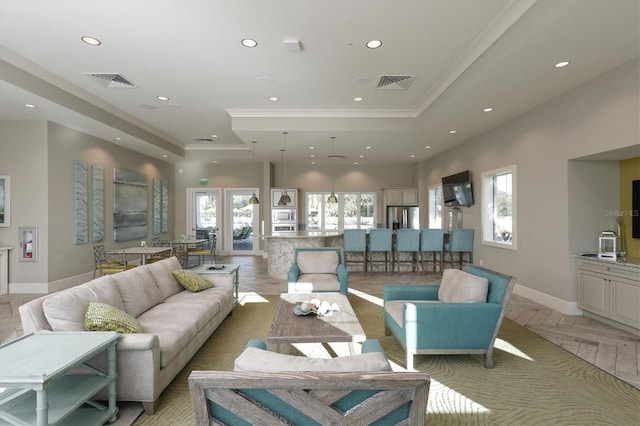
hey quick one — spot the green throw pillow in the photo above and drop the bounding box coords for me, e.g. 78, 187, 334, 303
85, 302, 143, 333
172, 269, 213, 292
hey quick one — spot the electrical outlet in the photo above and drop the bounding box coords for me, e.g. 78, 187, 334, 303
479, 259, 484, 266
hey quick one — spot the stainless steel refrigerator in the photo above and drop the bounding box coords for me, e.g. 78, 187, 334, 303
387, 206, 419, 230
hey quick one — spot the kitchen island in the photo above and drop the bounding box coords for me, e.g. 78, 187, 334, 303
264, 231, 343, 279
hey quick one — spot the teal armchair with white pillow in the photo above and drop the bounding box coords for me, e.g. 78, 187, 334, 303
383, 265, 515, 370
288, 247, 348, 295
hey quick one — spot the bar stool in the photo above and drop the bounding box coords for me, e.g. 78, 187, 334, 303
343, 229, 367, 272
367, 228, 393, 272
443, 229, 474, 269
419, 229, 444, 273
394, 229, 420, 272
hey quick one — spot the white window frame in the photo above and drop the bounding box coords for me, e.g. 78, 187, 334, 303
428, 183, 443, 229
306, 191, 377, 231
481, 165, 517, 250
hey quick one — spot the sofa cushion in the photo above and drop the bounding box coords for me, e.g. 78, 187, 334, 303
146, 257, 184, 299
297, 251, 338, 275
293, 274, 341, 292
83, 275, 125, 312
438, 269, 489, 303
234, 347, 392, 372
172, 270, 213, 292
43, 285, 98, 331
85, 301, 143, 333
112, 266, 164, 317
137, 317, 198, 368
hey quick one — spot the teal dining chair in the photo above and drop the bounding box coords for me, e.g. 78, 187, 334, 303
367, 228, 393, 272
343, 229, 367, 272
444, 228, 474, 269
394, 229, 420, 272
419, 229, 444, 273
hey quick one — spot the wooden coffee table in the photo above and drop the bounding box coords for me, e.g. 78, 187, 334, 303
267, 293, 366, 355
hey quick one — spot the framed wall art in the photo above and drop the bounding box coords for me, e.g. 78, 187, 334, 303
0, 175, 10, 228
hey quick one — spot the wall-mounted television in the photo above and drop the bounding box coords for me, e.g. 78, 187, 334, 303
442, 170, 474, 207
633, 180, 639, 239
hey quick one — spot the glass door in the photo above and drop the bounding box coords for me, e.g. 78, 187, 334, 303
187, 189, 221, 251
225, 189, 259, 255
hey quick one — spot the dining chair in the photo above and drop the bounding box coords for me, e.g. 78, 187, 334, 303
343, 229, 367, 272
443, 229, 474, 269
419, 229, 444, 273
189, 237, 217, 265
367, 228, 393, 272
394, 229, 420, 272
146, 239, 173, 264
92, 245, 136, 277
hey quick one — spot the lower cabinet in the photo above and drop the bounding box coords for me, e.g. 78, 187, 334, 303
577, 258, 640, 330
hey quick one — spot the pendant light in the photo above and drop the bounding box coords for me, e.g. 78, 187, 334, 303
277, 132, 291, 206
248, 141, 259, 204
327, 136, 338, 204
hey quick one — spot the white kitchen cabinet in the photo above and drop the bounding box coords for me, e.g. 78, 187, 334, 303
577, 257, 640, 330
271, 188, 298, 208
384, 188, 417, 206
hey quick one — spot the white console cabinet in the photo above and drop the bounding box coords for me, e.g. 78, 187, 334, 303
576, 257, 640, 331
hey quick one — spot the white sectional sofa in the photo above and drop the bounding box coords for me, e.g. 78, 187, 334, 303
18, 256, 234, 414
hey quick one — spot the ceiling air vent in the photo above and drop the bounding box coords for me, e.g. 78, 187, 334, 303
193, 138, 217, 142
85, 73, 137, 88
376, 75, 415, 90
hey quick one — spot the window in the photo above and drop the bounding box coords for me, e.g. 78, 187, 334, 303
482, 165, 516, 249
428, 184, 443, 229
306, 192, 376, 231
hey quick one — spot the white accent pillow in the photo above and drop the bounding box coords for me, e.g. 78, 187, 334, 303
438, 269, 489, 303
234, 347, 391, 372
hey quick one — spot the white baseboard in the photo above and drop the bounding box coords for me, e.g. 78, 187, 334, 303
513, 283, 582, 316
9, 271, 94, 294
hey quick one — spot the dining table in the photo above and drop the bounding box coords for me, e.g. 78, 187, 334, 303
169, 238, 208, 267
122, 246, 172, 265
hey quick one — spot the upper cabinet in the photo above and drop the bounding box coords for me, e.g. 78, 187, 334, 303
271, 188, 298, 208
384, 188, 417, 206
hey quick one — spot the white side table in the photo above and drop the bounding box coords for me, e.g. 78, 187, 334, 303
0, 331, 119, 426
191, 263, 240, 304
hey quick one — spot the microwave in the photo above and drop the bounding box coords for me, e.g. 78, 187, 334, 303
273, 209, 296, 223
273, 224, 296, 233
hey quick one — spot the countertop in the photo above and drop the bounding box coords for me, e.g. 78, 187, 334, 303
263, 231, 343, 239
575, 253, 640, 269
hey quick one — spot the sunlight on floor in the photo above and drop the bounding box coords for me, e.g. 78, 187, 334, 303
348, 288, 384, 307
494, 338, 534, 361
237, 292, 270, 304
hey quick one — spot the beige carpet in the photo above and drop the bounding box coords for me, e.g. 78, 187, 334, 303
131, 294, 640, 425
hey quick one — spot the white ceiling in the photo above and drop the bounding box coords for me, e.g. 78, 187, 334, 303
0, 0, 638, 166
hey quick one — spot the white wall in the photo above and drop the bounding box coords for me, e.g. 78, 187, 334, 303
418, 58, 639, 310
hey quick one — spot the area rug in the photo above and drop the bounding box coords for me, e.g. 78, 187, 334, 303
132, 294, 640, 425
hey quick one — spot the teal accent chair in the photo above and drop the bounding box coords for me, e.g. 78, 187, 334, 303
288, 248, 348, 294
188, 339, 431, 425
343, 229, 367, 272
367, 228, 393, 272
419, 229, 444, 273
444, 228, 474, 269
394, 229, 420, 272
383, 265, 516, 370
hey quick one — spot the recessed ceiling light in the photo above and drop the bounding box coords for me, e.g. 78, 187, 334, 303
210, 134, 218, 138
449, 130, 456, 134
24, 103, 37, 108
81, 36, 101, 46
366, 39, 382, 49
311, 161, 316, 165
353, 97, 363, 102
310, 154, 316, 158
115, 137, 122, 141
366, 146, 371, 149
483, 107, 493, 112
162, 155, 168, 158
309, 146, 314, 150
555, 61, 570, 68
425, 145, 431, 149
157, 96, 169, 101
354, 162, 359, 165
213, 160, 218, 164
359, 155, 364, 158
268, 96, 279, 102
241, 38, 257, 48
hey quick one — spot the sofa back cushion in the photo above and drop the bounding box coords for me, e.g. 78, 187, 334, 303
234, 347, 392, 372
43, 275, 118, 331
146, 257, 184, 299
297, 250, 338, 275
112, 266, 164, 317
438, 268, 489, 303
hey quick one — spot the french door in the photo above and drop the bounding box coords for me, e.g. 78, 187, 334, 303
225, 189, 259, 255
